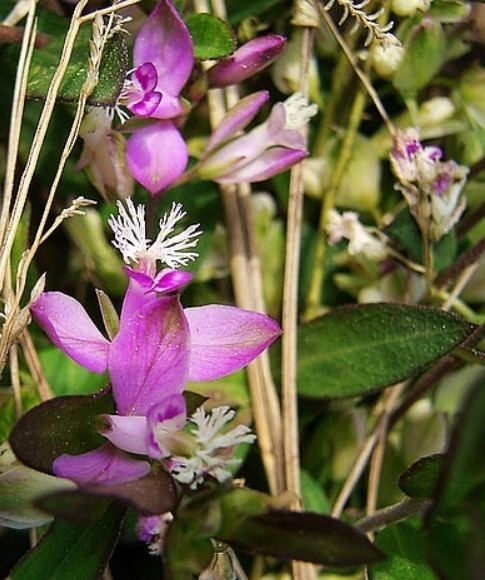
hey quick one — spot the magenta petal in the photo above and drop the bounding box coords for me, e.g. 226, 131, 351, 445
134, 62, 158, 93
102, 415, 149, 455
208, 35, 286, 88
134, 0, 194, 114
152, 269, 193, 293
126, 121, 188, 196
216, 147, 307, 183
31, 292, 109, 373
205, 91, 270, 153
185, 305, 281, 381
53, 443, 150, 485
128, 91, 162, 118
146, 394, 186, 458
109, 292, 190, 416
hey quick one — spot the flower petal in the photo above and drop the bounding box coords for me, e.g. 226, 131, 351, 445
134, 0, 193, 119
126, 121, 188, 196
205, 91, 269, 153
147, 394, 187, 459
215, 146, 307, 183
185, 305, 281, 381
31, 292, 109, 373
109, 283, 190, 416
102, 415, 149, 455
53, 443, 150, 485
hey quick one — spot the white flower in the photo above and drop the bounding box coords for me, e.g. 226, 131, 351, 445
371, 37, 404, 77
169, 406, 256, 490
326, 210, 387, 261
283, 92, 318, 130
108, 199, 202, 267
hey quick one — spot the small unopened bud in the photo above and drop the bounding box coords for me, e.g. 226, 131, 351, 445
391, 0, 432, 17
207, 34, 286, 88
370, 38, 405, 78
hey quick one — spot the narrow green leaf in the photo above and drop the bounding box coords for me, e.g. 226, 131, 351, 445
186, 14, 236, 60
10, 504, 124, 580
399, 454, 446, 498
371, 523, 435, 580
95, 289, 120, 340
297, 304, 475, 398
300, 470, 331, 514
36, 471, 177, 523
27, 26, 128, 106
221, 510, 385, 567
9, 387, 114, 473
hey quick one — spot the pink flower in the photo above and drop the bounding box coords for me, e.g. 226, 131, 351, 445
31, 201, 280, 485
120, 0, 194, 196
197, 92, 317, 183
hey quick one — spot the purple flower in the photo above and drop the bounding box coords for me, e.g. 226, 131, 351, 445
119, 0, 194, 196
389, 128, 468, 240
207, 35, 287, 88
197, 92, 317, 183
31, 201, 281, 485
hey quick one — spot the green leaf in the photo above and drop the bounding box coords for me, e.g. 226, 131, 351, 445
371, 523, 435, 580
221, 509, 385, 567
10, 504, 124, 580
425, 372, 485, 578
186, 14, 236, 60
36, 470, 176, 523
393, 18, 446, 97
300, 470, 331, 514
27, 26, 128, 106
399, 454, 446, 498
226, 0, 283, 24
297, 304, 475, 398
39, 347, 107, 396
386, 208, 457, 271
9, 387, 114, 473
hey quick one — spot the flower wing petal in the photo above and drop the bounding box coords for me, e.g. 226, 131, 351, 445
31, 292, 110, 373
185, 305, 281, 381
126, 121, 188, 196
53, 443, 150, 485
102, 415, 149, 455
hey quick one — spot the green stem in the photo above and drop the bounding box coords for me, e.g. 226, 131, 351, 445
304, 87, 368, 319
313, 47, 351, 157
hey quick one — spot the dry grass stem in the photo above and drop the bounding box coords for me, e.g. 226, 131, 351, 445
193, 0, 284, 496
280, 17, 317, 580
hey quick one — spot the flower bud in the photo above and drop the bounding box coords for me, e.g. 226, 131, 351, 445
391, 0, 432, 18
370, 38, 405, 78
207, 34, 286, 88
77, 108, 134, 200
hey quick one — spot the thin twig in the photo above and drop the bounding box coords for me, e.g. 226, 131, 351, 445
332, 383, 404, 518
9, 344, 22, 418
193, 0, 284, 496
20, 330, 53, 401
435, 238, 485, 289
315, 1, 395, 135
355, 497, 431, 533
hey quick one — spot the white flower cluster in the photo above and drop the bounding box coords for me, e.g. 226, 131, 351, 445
326, 209, 387, 261
108, 198, 202, 267
170, 406, 256, 490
